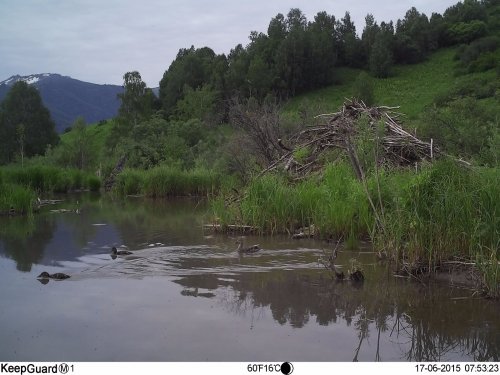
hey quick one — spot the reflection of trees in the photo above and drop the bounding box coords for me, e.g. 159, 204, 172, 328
96, 197, 207, 248
398, 295, 500, 361
0, 195, 209, 271
0, 215, 55, 271
174, 268, 500, 361
2, 195, 499, 361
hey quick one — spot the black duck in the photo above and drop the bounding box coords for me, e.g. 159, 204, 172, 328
111, 246, 132, 255
37, 271, 70, 280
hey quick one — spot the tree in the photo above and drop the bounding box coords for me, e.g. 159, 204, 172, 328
268, 13, 287, 41
361, 14, 380, 63
447, 20, 488, 44
159, 46, 223, 116
336, 12, 364, 67
51, 117, 94, 170
117, 71, 154, 128
276, 8, 309, 96
247, 55, 273, 98
225, 44, 251, 95
394, 7, 431, 63
307, 11, 337, 88
428, 13, 447, 49
0, 81, 58, 164
16, 123, 25, 167
107, 71, 156, 153
175, 84, 218, 121
370, 32, 393, 77
70, 117, 93, 170
443, 0, 487, 24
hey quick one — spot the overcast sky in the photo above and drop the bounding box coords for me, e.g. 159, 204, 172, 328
0, 0, 459, 87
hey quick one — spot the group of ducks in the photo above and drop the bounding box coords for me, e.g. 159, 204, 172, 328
37, 246, 134, 282
37, 241, 261, 282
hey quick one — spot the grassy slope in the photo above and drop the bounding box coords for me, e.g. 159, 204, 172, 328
59, 119, 112, 159
285, 48, 496, 121
59, 46, 498, 174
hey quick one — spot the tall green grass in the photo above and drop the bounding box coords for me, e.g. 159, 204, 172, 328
0, 165, 101, 193
378, 161, 499, 265
114, 166, 221, 197
211, 160, 499, 295
0, 182, 36, 215
213, 162, 371, 237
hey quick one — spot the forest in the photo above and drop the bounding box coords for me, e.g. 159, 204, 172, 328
0, 0, 499, 295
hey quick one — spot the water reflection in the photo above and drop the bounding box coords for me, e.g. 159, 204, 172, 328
0, 215, 55, 271
0, 194, 498, 361
173, 269, 500, 361
0, 194, 208, 270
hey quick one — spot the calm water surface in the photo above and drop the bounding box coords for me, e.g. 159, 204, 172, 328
0, 194, 498, 361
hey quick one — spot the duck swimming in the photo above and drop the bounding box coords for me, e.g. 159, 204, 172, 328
37, 271, 71, 280
111, 246, 132, 255
235, 239, 261, 254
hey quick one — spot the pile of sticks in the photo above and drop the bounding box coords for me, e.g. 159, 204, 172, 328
264, 99, 439, 179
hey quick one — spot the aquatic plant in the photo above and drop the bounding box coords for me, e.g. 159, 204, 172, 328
114, 169, 145, 196
378, 161, 499, 267
0, 182, 35, 215
213, 162, 372, 237
0, 165, 101, 193
114, 166, 220, 197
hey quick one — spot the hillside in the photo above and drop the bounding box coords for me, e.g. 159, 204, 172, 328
286, 48, 497, 120
58, 44, 499, 173
0, 74, 123, 132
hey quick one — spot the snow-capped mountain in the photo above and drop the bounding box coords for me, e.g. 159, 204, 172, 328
0, 73, 55, 86
0, 73, 124, 133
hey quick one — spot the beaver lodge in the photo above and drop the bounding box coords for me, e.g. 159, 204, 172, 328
261, 98, 440, 181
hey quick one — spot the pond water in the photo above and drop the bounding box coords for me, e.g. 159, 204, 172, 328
0, 194, 498, 362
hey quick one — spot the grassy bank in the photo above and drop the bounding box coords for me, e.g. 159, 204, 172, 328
211, 163, 371, 238
114, 166, 221, 197
378, 161, 499, 265
211, 161, 499, 296
0, 165, 101, 193
0, 182, 36, 215
0, 165, 101, 215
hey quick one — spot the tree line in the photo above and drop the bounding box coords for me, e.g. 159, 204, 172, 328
159, 0, 496, 114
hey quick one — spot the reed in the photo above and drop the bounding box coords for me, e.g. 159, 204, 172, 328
476, 249, 500, 298
0, 165, 101, 193
212, 160, 499, 296
314, 163, 372, 238
377, 161, 499, 272
114, 166, 221, 197
0, 182, 36, 215
214, 162, 373, 237
239, 174, 293, 233
87, 175, 102, 192
114, 169, 146, 196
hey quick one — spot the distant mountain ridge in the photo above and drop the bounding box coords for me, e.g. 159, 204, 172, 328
0, 73, 124, 133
